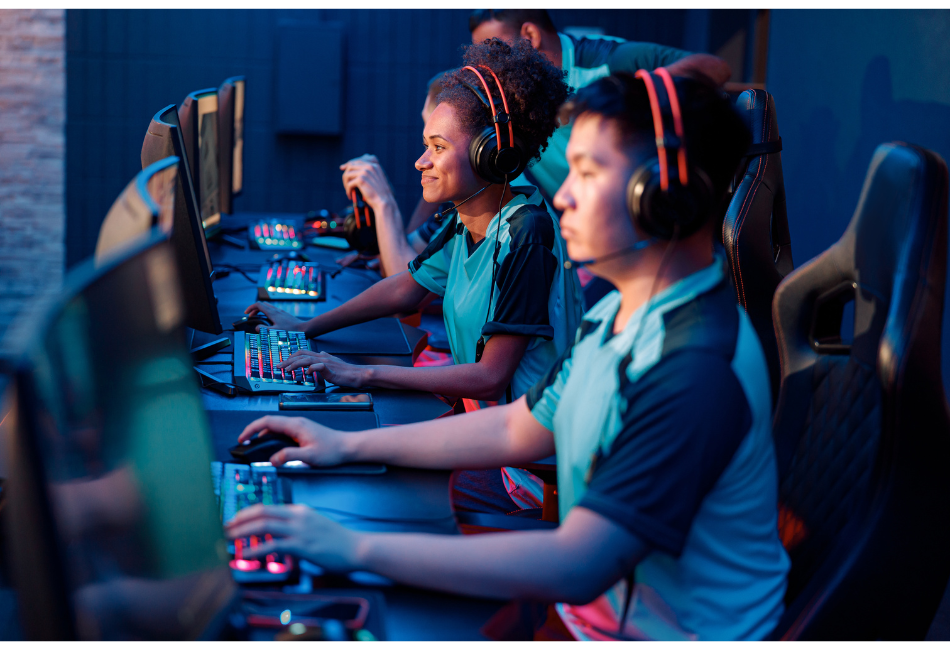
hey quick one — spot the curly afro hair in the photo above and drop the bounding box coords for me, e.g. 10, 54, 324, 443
437, 38, 570, 166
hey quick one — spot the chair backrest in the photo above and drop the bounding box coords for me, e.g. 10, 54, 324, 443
770, 142, 950, 639
723, 89, 792, 402
93, 156, 178, 265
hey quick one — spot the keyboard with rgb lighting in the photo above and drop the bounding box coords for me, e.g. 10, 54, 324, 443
232, 328, 326, 393
212, 461, 295, 583
257, 261, 326, 301
248, 219, 304, 250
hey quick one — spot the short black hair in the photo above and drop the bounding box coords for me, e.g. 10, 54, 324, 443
469, 9, 556, 35
438, 38, 569, 166
565, 72, 751, 202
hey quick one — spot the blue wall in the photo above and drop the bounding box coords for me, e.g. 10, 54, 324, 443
767, 9, 950, 395
64, 9, 687, 267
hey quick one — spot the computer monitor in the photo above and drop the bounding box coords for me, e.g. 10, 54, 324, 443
141, 104, 223, 335
94, 156, 178, 266
217, 76, 245, 215
1, 234, 237, 640
179, 89, 221, 238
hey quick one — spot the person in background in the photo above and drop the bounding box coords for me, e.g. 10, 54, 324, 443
227, 72, 789, 641
470, 9, 732, 309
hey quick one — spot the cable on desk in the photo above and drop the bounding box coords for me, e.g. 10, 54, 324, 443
214, 264, 257, 283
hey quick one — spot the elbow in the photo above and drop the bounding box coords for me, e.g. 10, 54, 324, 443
713, 59, 732, 86
467, 380, 508, 402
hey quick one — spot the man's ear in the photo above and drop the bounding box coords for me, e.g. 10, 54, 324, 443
520, 22, 544, 50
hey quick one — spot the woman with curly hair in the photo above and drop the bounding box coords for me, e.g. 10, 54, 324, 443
242, 38, 584, 513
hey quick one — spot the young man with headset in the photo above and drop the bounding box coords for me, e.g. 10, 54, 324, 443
245, 38, 584, 512
227, 72, 790, 640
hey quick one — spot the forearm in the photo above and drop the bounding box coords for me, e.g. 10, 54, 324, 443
351, 528, 594, 603
373, 199, 418, 278
667, 53, 732, 85
302, 272, 425, 337
345, 397, 550, 470
362, 361, 507, 401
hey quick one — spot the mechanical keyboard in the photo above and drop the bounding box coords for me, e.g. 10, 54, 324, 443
249, 219, 304, 250
212, 461, 295, 582
233, 328, 326, 393
257, 261, 326, 301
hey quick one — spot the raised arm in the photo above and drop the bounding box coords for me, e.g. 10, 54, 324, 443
665, 53, 732, 86
341, 155, 421, 278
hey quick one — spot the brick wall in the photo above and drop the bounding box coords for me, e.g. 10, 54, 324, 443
0, 9, 65, 339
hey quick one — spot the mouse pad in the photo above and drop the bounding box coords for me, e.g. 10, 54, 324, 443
206, 409, 379, 464
313, 318, 411, 356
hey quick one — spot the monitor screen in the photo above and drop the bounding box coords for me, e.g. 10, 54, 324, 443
141, 104, 222, 335
231, 77, 244, 196
196, 91, 221, 233
3, 236, 236, 640
94, 157, 178, 266
217, 76, 245, 215
178, 89, 221, 237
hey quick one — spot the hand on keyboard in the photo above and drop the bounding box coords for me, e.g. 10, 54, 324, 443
279, 350, 367, 389
244, 302, 303, 332
225, 503, 359, 574
237, 414, 351, 467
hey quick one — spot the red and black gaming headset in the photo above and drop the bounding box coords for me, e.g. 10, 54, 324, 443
459, 64, 528, 184
627, 67, 715, 240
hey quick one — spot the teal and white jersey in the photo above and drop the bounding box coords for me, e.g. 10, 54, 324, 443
408, 183, 583, 406
527, 33, 692, 201
526, 255, 789, 640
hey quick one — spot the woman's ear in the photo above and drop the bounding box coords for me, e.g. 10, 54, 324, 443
520, 22, 544, 50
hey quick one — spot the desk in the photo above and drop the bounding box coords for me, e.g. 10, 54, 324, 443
201, 212, 506, 640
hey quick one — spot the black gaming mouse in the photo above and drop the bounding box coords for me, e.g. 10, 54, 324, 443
229, 432, 299, 464
232, 314, 272, 332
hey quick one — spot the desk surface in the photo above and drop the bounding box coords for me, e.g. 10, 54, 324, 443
201, 213, 504, 640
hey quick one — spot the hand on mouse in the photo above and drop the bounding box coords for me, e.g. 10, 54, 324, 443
225, 503, 360, 573
244, 302, 302, 333
280, 350, 368, 389
238, 415, 351, 467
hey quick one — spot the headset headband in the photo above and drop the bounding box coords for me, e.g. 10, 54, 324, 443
634, 68, 689, 191
462, 65, 515, 153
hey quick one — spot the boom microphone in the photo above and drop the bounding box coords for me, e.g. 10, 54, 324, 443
563, 237, 656, 270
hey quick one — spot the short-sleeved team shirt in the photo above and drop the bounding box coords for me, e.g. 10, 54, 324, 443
408, 183, 583, 407
526, 255, 790, 640
527, 33, 693, 200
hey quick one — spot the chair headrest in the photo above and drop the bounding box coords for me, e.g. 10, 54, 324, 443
736, 89, 780, 147
774, 142, 948, 374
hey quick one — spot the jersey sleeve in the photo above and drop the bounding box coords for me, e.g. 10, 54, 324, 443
608, 41, 692, 74
408, 214, 459, 297
578, 349, 752, 556
481, 207, 558, 340
525, 342, 574, 432
525, 318, 599, 431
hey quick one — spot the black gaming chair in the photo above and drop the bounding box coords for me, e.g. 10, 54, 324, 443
723, 89, 793, 402
770, 142, 950, 639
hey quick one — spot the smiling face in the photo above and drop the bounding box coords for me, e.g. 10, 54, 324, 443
414, 102, 482, 204
554, 113, 650, 266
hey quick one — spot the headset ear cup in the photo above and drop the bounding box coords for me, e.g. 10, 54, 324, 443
627, 159, 662, 237
627, 159, 716, 240
469, 126, 527, 184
